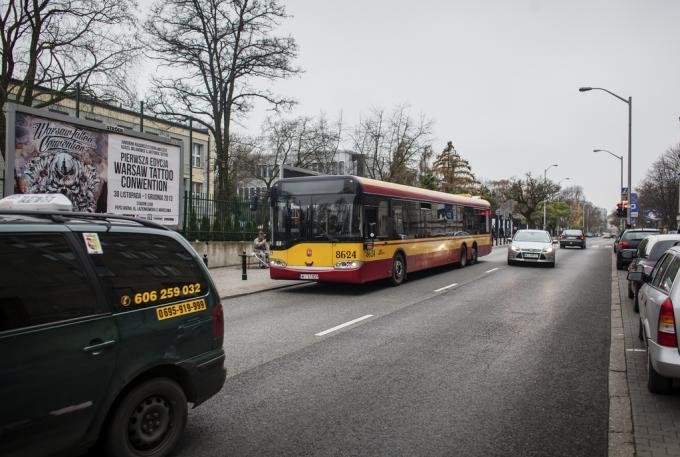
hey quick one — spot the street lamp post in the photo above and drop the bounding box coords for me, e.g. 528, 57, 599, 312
594, 148, 624, 228
543, 164, 558, 231
579, 86, 632, 226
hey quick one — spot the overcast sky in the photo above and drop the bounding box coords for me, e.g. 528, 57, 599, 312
141, 0, 680, 211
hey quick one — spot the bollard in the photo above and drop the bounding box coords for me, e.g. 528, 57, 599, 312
203, 253, 209, 267
241, 250, 247, 280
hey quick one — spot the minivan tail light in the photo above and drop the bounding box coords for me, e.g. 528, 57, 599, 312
212, 302, 224, 338
657, 298, 677, 347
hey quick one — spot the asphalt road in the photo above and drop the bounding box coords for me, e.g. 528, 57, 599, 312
175, 240, 613, 457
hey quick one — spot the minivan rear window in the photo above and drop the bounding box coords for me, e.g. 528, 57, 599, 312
81, 233, 208, 312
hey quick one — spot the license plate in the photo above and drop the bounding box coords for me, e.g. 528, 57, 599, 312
300, 273, 319, 280
156, 299, 207, 321
523, 253, 539, 259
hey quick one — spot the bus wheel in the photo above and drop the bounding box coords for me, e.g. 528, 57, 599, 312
459, 247, 467, 268
470, 245, 478, 264
390, 253, 406, 286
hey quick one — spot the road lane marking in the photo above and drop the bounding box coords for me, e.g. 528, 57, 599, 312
315, 314, 374, 336
626, 348, 646, 352
434, 283, 458, 292
485, 268, 499, 273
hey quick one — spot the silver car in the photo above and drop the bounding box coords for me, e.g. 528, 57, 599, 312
629, 246, 680, 393
507, 229, 556, 267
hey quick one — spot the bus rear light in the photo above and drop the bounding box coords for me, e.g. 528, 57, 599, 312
658, 298, 677, 347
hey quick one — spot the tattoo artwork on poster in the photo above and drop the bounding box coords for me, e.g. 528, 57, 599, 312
13, 113, 107, 212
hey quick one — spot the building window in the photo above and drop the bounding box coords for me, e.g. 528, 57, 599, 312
192, 143, 203, 168
192, 182, 203, 195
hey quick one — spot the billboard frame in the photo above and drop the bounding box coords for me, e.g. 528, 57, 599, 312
3, 102, 185, 229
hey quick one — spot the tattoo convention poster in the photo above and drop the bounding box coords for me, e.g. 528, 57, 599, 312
12, 112, 181, 225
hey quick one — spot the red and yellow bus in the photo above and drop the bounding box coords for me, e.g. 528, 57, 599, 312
269, 175, 492, 285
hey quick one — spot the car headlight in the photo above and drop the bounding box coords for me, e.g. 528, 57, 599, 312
270, 258, 287, 267
335, 261, 363, 270
510, 245, 520, 252
544, 246, 553, 253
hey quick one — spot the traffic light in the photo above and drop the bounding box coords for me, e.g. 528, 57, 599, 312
616, 203, 623, 218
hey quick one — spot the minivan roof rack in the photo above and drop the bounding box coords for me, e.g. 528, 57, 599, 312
0, 210, 171, 231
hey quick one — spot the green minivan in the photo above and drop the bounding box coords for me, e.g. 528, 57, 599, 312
0, 198, 226, 457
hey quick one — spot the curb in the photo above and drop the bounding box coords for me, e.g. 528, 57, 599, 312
220, 281, 308, 300
608, 254, 635, 457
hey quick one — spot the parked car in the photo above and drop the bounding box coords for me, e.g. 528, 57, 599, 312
616, 228, 661, 270
627, 234, 680, 311
559, 229, 586, 249
628, 246, 680, 394
0, 194, 226, 457
507, 229, 556, 267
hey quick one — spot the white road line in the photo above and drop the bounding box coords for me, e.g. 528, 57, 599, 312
625, 348, 647, 352
434, 283, 458, 292
485, 268, 499, 273
315, 314, 374, 337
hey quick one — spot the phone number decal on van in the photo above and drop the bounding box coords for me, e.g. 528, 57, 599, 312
156, 299, 207, 320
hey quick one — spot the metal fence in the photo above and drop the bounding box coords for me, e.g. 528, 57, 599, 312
182, 192, 270, 242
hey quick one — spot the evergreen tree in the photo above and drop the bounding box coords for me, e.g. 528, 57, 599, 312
432, 141, 480, 194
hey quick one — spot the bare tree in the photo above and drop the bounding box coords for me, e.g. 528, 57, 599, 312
238, 113, 345, 190
144, 0, 301, 200
506, 174, 559, 228
0, 0, 140, 158
637, 145, 680, 228
351, 105, 432, 184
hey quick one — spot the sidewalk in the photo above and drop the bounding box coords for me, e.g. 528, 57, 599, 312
208, 265, 306, 299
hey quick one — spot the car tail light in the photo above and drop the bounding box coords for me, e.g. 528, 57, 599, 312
619, 241, 630, 249
213, 302, 224, 338
657, 298, 677, 347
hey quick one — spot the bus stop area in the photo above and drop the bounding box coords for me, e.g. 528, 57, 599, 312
209, 265, 306, 299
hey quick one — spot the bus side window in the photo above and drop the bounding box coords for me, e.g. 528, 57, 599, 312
364, 206, 378, 238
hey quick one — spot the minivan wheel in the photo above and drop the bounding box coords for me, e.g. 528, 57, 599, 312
647, 352, 673, 394
105, 378, 187, 457
390, 253, 406, 286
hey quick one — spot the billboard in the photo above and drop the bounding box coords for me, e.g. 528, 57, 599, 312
4, 104, 182, 226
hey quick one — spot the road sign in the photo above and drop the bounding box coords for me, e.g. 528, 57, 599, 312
630, 193, 638, 217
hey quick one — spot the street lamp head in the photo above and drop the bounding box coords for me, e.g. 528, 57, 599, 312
579, 87, 592, 92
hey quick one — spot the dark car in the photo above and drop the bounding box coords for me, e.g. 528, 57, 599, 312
627, 234, 680, 312
616, 228, 660, 270
559, 229, 586, 249
0, 195, 226, 457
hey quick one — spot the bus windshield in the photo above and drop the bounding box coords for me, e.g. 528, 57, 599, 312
273, 193, 361, 247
